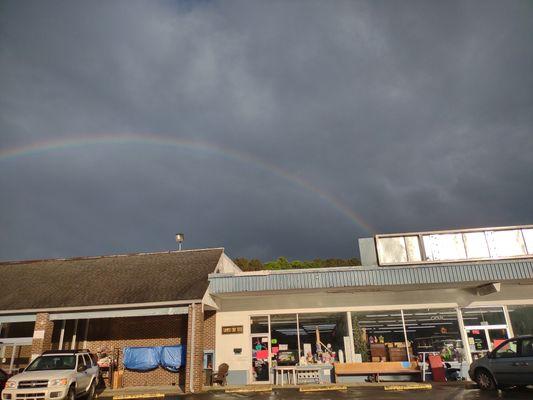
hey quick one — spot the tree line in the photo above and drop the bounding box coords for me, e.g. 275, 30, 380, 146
233, 256, 361, 271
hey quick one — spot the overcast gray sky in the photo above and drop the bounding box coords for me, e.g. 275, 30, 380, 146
1, 0, 532, 262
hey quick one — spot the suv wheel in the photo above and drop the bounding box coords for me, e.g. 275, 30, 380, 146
67, 386, 76, 400
475, 369, 496, 390
86, 381, 96, 400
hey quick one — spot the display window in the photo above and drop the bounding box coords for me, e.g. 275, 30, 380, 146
270, 314, 299, 366
351, 311, 406, 362
461, 306, 506, 326
297, 313, 347, 365
507, 305, 533, 336
403, 308, 464, 363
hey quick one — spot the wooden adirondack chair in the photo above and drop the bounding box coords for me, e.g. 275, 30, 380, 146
211, 363, 229, 386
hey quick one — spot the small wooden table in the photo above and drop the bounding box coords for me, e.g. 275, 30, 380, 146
274, 366, 296, 385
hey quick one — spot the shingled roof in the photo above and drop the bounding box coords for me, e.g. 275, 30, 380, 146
0, 248, 224, 311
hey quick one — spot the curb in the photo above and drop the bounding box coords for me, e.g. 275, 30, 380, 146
384, 384, 432, 391
299, 385, 348, 392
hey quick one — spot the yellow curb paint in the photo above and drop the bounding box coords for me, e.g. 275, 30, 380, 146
225, 387, 272, 393
384, 384, 432, 391
113, 394, 165, 399
299, 385, 348, 392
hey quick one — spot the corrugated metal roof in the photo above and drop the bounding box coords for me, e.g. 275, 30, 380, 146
208, 259, 533, 294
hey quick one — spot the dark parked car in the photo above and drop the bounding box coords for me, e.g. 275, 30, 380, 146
469, 335, 533, 390
0, 369, 9, 393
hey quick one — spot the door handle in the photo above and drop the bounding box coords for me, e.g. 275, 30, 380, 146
512, 362, 521, 366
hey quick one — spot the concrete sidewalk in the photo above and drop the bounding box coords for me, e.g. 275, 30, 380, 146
96, 381, 469, 398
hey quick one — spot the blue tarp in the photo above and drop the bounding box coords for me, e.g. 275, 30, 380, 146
160, 345, 185, 372
123, 345, 186, 372
123, 346, 161, 371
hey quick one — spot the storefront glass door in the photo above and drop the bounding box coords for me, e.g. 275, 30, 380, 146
250, 316, 270, 383
465, 326, 510, 360
462, 306, 511, 361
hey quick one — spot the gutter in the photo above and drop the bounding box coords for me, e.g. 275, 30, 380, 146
0, 299, 204, 315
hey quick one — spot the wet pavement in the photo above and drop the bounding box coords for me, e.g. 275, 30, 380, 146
172, 386, 533, 400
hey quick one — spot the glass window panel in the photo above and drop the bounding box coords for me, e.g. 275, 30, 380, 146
486, 230, 527, 257
297, 313, 347, 364
251, 336, 269, 382
270, 314, 299, 366
351, 311, 406, 362
466, 329, 488, 354
424, 234, 466, 261
376, 237, 407, 264
521, 338, 533, 357
463, 232, 490, 259
405, 236, 422, 262
0, 322, 35, 338
461, 307, 506, 326
522, 229, 533, 254
403, 308, 464, 362
251, 316, 269, 334
508, 305, 533, 336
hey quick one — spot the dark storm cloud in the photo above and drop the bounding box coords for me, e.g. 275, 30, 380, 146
1, 0, 532, 261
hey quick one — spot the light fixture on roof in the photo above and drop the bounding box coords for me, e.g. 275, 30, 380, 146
175, 233, 185, 251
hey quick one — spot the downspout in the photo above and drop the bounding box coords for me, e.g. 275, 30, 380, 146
189, 302, 197, 393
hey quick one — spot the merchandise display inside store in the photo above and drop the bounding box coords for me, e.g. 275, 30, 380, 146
248, 305, 522, 383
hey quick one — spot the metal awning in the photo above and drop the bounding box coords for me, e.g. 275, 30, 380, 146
209, 259, 533, 294
0, 314, 37, 323
49, 306, 188, 320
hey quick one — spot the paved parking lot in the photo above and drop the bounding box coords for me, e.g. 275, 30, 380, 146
172, 386, 533, 400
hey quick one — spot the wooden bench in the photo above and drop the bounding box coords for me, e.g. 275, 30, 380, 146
334, 361, 421, 382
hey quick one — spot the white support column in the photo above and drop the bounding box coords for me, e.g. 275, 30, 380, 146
1, 324, 9, 359
82, 319, 90, 349
456, 307, 473, 367
400, 310, 411, 362
503, 305, 514, 338
58, 320, 66, 350
296, 314, 301, 358
70, 319, 78, 350
0, 323, 3, 360
9, 344, 17, 374
346, 311, 355, 362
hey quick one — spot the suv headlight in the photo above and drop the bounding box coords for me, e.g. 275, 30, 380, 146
49, 378, 68, 386
5, 380, 17, 389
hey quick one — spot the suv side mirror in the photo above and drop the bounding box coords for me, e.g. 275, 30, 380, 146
77, 364, 87, 372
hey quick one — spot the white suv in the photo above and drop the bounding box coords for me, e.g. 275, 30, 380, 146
2, 350, 99, 400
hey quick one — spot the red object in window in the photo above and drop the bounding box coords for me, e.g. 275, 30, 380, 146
472, 330, 480, 334
256, 350, 268, 360
428, 355, 446, 382
493, 339, 505, 348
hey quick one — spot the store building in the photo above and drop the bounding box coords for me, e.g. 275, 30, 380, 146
208, 225, 533, 384
1, 224, 533, 389
0, 248, 241, 393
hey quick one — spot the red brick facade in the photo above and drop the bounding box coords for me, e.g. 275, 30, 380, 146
31, 313, 54, 358
184, 304, 204, 392
4, 310, 215, 392
203, 311, 216, 351
71, 315, 188, 388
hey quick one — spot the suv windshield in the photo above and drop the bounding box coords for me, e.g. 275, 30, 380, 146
26, 355, 76, 371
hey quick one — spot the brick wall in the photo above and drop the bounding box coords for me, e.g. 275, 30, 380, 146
0, 345, 32, 371
184, 304, 204, 392
203, 311, 216, 351
31, 313, 53, 359
79, 315, 188, 388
